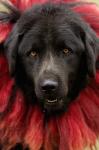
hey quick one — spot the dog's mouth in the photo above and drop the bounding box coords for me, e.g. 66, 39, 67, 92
43, 98, 65, 112
45, 98, 63, 105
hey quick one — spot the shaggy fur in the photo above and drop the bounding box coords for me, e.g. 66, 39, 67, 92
0, 0, 99, 150
4, 1, 99, 114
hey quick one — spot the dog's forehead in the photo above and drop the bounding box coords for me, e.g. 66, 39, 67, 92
18, 3, 81, 30
17, 3, 85, 54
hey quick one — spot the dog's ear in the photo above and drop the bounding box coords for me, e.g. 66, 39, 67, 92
82, 26, 99, 77
4, 26, 19, 76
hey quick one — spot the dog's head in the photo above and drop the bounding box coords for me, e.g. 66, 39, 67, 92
3, 3, 99, 114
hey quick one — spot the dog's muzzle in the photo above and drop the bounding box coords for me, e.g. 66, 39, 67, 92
36, 78, 66, 112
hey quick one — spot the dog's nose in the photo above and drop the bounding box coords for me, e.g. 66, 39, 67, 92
41, 79, 58, 92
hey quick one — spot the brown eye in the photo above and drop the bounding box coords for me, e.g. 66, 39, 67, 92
30, 51, 38, 57
63, 48, 69, 55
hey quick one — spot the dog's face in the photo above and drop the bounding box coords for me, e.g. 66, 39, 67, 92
5, 3, 99, 114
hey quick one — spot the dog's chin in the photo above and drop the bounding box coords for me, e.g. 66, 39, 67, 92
38, 97, 70, 115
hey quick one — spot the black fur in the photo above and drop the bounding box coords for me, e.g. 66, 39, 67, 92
0, 2, 99, 114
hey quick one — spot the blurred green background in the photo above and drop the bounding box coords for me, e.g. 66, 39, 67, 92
92, 0, 99, 4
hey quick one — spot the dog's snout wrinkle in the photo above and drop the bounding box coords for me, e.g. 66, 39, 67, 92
39, 52, 58, 76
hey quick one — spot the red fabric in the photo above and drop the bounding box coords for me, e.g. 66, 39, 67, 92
73, 4, 99, 36
0, 24, 12, 44
0, 0, 99, 149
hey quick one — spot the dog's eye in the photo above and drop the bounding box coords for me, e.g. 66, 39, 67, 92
29, 51, 38, 57
63, 48, 70, 55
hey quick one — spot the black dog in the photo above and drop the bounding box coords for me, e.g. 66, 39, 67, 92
1, 2, 99, 114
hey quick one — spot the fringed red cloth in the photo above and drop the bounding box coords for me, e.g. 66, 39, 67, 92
0, 0, 99, 150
